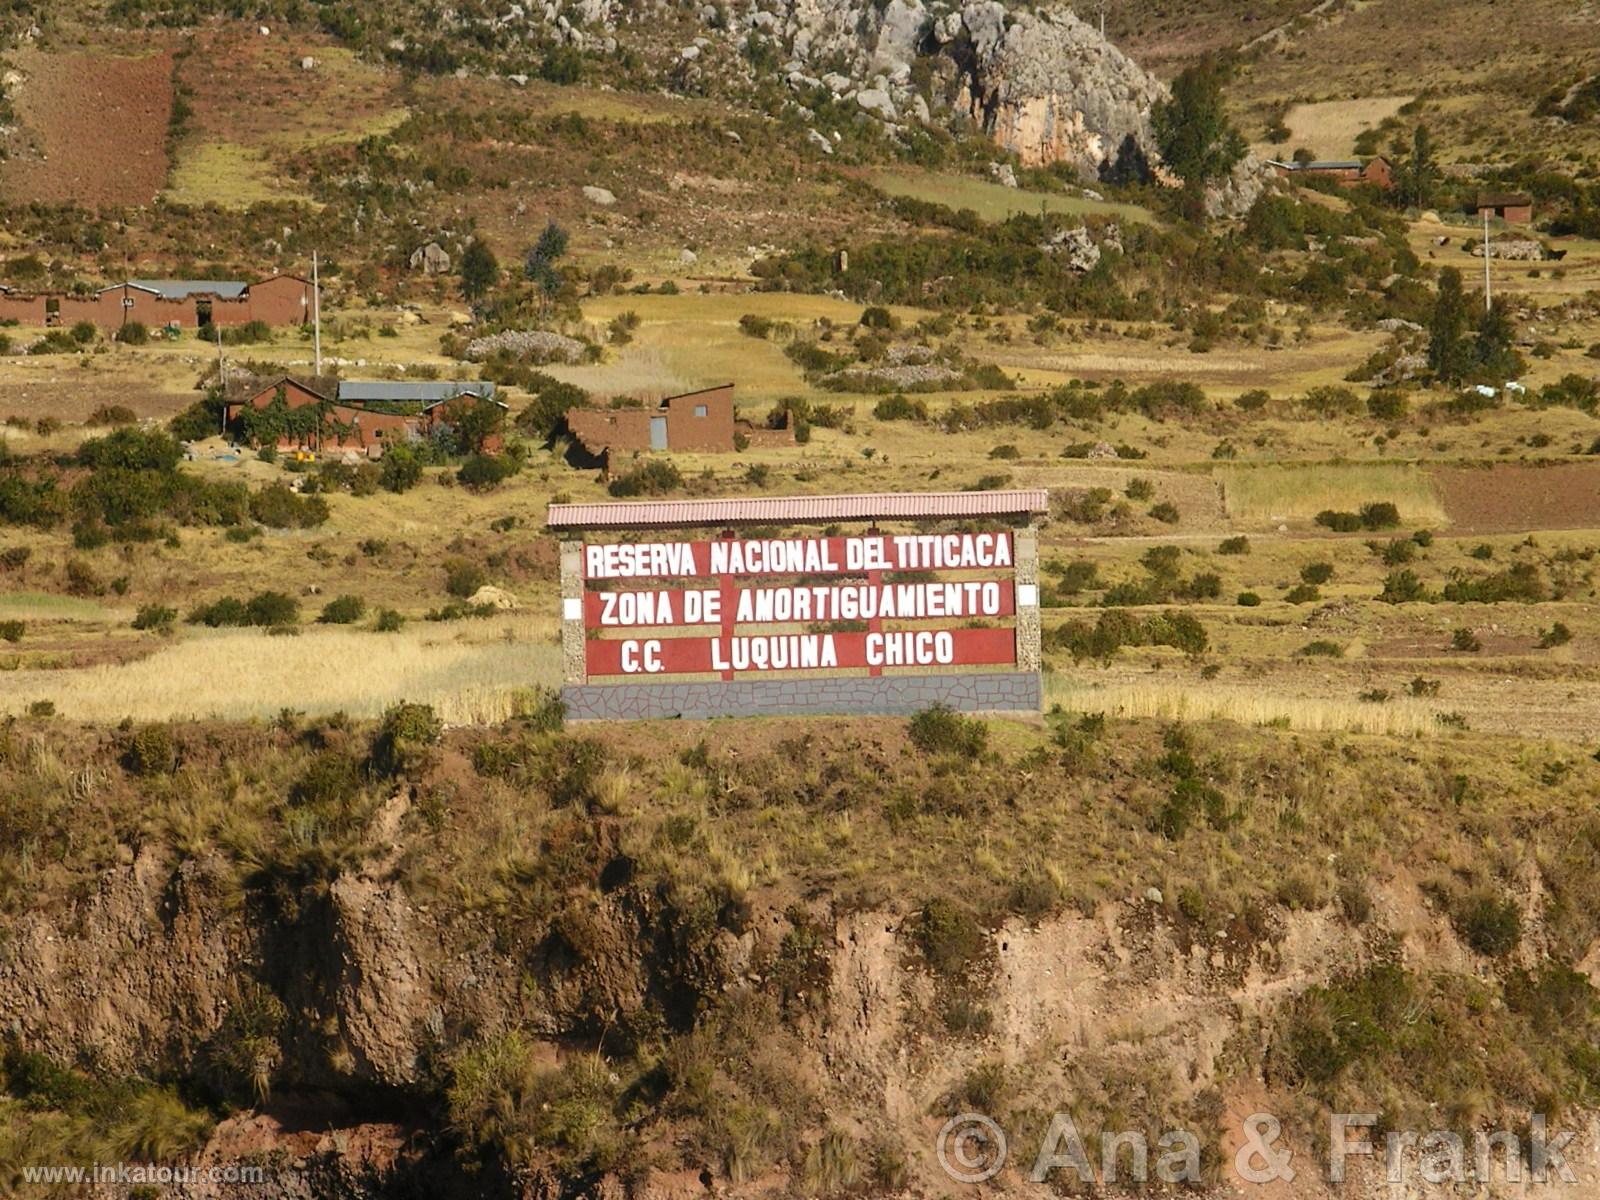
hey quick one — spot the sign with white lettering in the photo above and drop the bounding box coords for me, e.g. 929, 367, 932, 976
575, 530, 1023, 682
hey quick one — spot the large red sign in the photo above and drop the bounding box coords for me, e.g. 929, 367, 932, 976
582, 532, 1013, 580
586, 628, 1017, 676
585, 579, 1015, 627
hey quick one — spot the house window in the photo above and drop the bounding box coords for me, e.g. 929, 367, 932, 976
694, 405, 708, 417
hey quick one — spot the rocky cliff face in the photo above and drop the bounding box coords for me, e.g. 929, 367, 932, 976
765, 0, 1167, 176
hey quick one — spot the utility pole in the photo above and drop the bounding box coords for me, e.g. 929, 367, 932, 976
215, 322, 226, 436
312, 250, 323, 375
1481, 206, 1492, 314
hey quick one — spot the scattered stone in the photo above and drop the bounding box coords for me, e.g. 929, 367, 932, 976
680, 44, 701, 60
462, 329, 587, 364
679, 248, 698, 265
1472, 238, 1545, 261
468, 585, 520, 611
1043, 225, 1101, 272
806, 128, 835, 155
508, 73, 529, 86
582, 185, 617, 206
855, 87, 897, 120
1144, 887, 1164, 905
299, 56, 317, 71
989, 161, 1018, 188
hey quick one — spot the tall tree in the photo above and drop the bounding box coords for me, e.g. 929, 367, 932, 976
524, 222, 570, 311
460, 240, 499, 303
1428, 267, 1473, 383
1151, 58, 1247, 216
1395, 125, 1440, 211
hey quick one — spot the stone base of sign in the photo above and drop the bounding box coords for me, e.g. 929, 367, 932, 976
561, 672, 1040, 721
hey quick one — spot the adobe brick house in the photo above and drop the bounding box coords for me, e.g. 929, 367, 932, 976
565, 382, 795, 463
224, 376, 411, 457
1477, 192, 1534, 224
0, 274, 314, 331
1267, 156, 1394, 190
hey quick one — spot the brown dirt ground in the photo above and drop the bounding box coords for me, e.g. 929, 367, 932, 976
1, 46, 174, 207
1432, 462, 1600, 532
0, 379, 191, 423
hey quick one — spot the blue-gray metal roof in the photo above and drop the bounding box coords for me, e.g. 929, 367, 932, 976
337, 380, 498, 404
120, 279, 250, 300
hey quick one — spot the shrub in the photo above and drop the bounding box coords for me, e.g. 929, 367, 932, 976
28, 700, 54, 717
1284, 584, 1320, 604
1300, 562, 1334, 585
1538, 622, 1573, 649
1235, 389, 1270, 411
1359, 501, 1401, 530
1450, 628, 1481, 652
1298, 640, 1344, 657
318, 595, 366, 624
458, 453, 514, 491
872, 393, 927, 421
445, 559, 487, 598
1149, 502, 1180, 524
125, 725, 177, 776
373, 702, 443, 776
1379, 569, 1427, 603
1237, 591, 1262, 606
87, 404, 138, 426
607, 458, 683, 498
131, 604, 176, 631
989, 443, 1019, 460
0, 618, 22, 643
115, 322, 150, 345
249, 484, 328, 529
1452, 891, 1521, 957
69, 320, 97, 345
1218, 536, 1250, 555
246, 591, 299, 627
379, 445, 422, 493
916, 898, 983, 976
1315, 510, 1363, 533
0, 547, 31, 571
374, 608, 405, 632
1125, 478, 1155, 501
908, 704, 988, 759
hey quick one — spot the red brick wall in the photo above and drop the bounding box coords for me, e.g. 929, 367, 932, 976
567, 408, 653, 453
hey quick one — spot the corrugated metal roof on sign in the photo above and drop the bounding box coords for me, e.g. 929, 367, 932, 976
546, 490, 1050, 529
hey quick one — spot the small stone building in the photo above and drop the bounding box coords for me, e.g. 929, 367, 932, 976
1267, 157, 1394, 190
565, 384, 793, 469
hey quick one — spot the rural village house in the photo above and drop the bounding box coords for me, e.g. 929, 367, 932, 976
0, 274, 315, 330
564, 384, 794, 471
1266, 156, 1394, 190
1476, 192, 1534, 224
224, 376, 506, 457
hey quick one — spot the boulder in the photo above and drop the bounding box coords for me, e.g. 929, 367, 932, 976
855, 87, 897, 119
582, 185, 618, 206
989, 161, 1018, 188
408, 242, 451, 275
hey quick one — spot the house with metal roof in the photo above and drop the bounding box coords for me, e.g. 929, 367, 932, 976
1267, 156, 1394, 190
335, 380, 502, 409
118, 280, 250, 300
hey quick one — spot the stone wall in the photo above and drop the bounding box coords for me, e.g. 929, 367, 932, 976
562, 671, 1040, 720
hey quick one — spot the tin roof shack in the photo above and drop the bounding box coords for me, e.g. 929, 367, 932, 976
566, 385, 790, 470
1477, 192, 1534, 225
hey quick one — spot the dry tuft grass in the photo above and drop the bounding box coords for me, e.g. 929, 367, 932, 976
1046, 677, 1442, 737
1219, 463, 1446, 526
0, 616, 561, 724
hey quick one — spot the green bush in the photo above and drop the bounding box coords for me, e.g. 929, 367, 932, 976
445, 559, 487, 598
115, 322, 150, 346
131, 604, 176, 631
607, 459, 683, 498
1149, 501, 1180, 524
1379, 569, 1427, 603
373, 702, 443, 776
249, 483, 329, 529
1315, 509, 1363, 533
458, 453, 515, 491
1450, 628, 1482, 652
1538, 622, 1573, 649
1237, 591, 1262, 607
1218, 536, 1250, 555
1452, 891, 1522, 956
374, 608, 405, 632
872, 393, 928, 422
1300, 562, 1334, 585
0, 618, 23, 643
1298, 639, 1344, 657
125, 725, 178, 776
318, 595, 367, 624
916, 897, 984, 976
1359, 501, 1401, 530
907, 704, 988, 759
379, 445, 422, 493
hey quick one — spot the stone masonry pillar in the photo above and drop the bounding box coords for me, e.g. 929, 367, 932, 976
560, 539, 586, 684
1015, 524, 1041, 675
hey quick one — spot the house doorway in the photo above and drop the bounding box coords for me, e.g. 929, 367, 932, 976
650, 415, 667, 450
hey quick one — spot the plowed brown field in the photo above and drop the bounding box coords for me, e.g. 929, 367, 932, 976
1, 46, 174, 206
